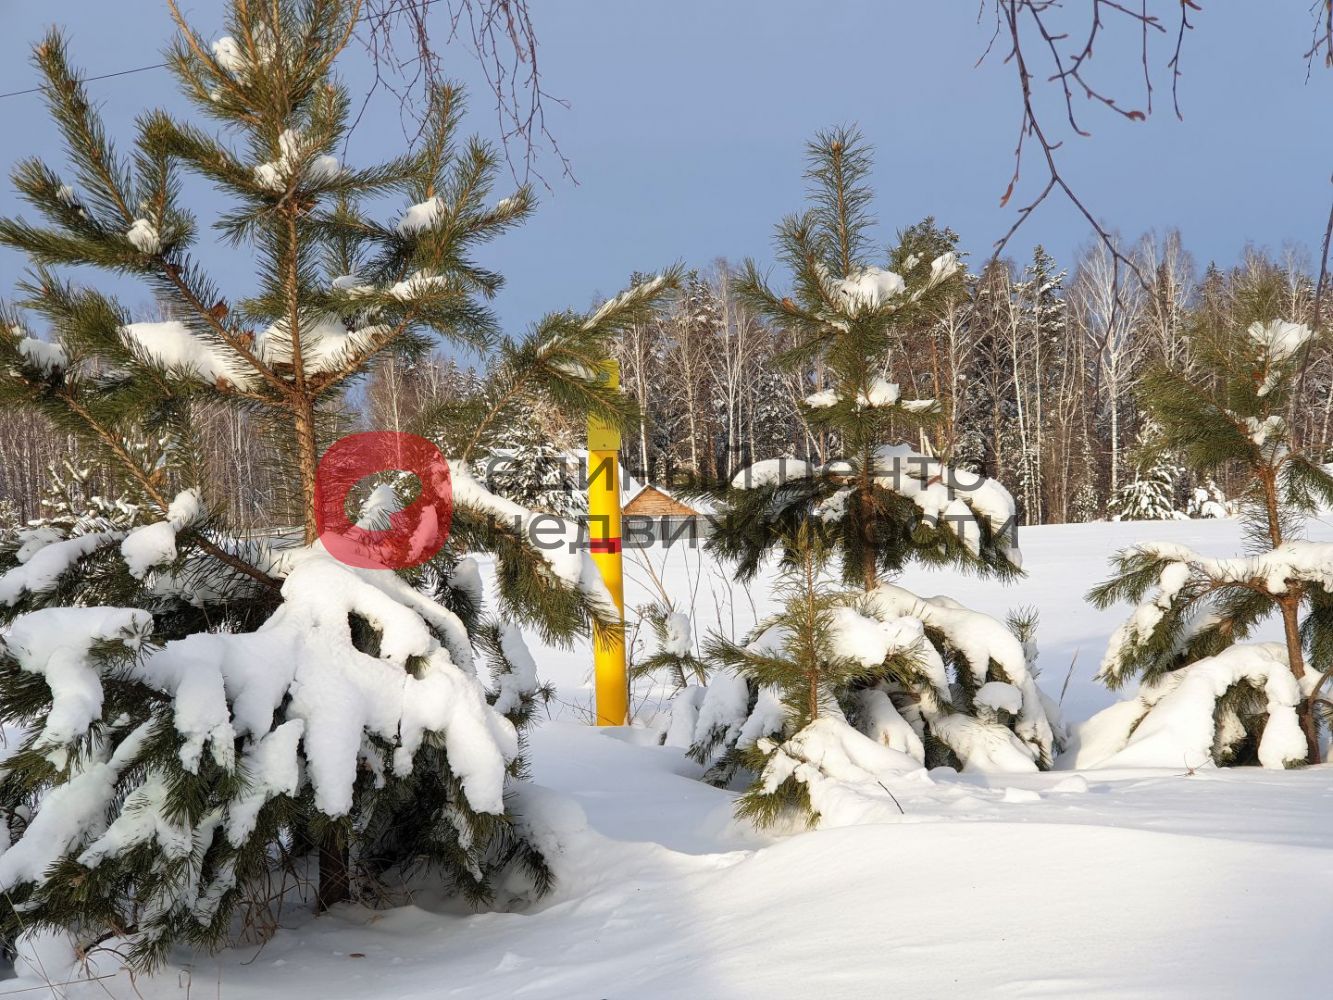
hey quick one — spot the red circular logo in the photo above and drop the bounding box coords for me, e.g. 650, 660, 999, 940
314, 432, 452, 569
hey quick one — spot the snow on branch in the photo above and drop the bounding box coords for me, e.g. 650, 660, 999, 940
121, 320, 257, 387
0, 531, 124, 606
449, 462, 616, 617
1071, 643, 1308, 770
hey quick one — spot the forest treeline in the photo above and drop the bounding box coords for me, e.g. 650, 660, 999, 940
3, 224, 1329, 529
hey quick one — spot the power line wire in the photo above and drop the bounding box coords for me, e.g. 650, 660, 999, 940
0, 0, 456, 102
0, 62, 168, 101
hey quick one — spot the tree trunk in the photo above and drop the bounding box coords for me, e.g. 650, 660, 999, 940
317, 829, 351, 911
859, 447, 877, 591
1263, 469, 1320, 764
293, 396, 320, 544
1277, 594, 1321, 764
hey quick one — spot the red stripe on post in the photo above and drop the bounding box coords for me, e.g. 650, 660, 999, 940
589, 537, 622, 554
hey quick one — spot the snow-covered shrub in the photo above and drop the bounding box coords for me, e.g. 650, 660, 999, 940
676, 577, 1061, 794
0, 547, 548, 967
688, 530, 921, 826
0, 0, 675, 971
1185, 479, 1232, 519
1068, 643, 1306, 769
1087, 312, 1333, 768
633, 604, 705, 692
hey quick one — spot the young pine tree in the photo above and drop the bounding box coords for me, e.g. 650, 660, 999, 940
1087, 304, 1333, 768
680, 128, 1059, 780
0, 0, 673, 970
717, 128, 1020, 588
1108, 424, 1185, 522
708, 526, 907, 827
687, 525, 1060, 827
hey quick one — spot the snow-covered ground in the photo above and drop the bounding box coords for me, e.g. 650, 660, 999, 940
556, 512, 1333, 728
8, 515, 1333, 998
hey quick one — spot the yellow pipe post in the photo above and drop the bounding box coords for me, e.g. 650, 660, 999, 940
587, 359, 628, 726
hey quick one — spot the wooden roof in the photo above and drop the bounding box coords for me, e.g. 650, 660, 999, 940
623, 485, 701, 518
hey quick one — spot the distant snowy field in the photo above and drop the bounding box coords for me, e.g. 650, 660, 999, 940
8, 515, 1333, 998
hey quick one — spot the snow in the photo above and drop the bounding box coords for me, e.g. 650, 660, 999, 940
855, 687, 925, 761
686, 667, 752, 761
0, 530, 122, 604
825, 603, 920, 666
928, 250, 961, 285
9, 517, 1333, 996
753, 717, 928, 828
26, 715, 1333, 998
121, 319, 254, 386
1, 607, 151, 749
211, 35, 247, 75
254, 129, 342, 191
661, 611, 692, 657
397, 195, 445, 236
976, 679, 1023, 715
1071, 642, 1307, 770
167, 487, 202, 527
16, 335, 67, 374
226, 719, 304, 845
331, 272, 374, 295
125, 218, 160, 253
1249, 318, 1312, 365
491, 622, 539, 717
582, 273, 669, 329
450, 555, 484, 609
854, 377, 899, 407
388, 272, 449, 300
120, 521, 177, 578
255, 314, 378, 373
829, 265, 905, 312
661, 684, 704, 748
804, 388, 839, 408
0, 719, 153, 893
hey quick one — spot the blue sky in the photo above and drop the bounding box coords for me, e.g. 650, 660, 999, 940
1, 1, 1329, 341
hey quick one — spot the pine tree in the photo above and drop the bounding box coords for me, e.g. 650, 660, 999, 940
678, 525, 1061, 827
1107, 458, 1182, 521
1107, 424, 1184, 521
0, 0, 673, 969
709, 526, 901, 827
474, 401, 584, 517
677, 129, 1060, 790
1016, 245, 1067, 524
717, 128, 1021, 590
1087, 299, 1333, 768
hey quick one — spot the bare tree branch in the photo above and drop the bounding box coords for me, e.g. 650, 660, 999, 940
1305, 0, 1333, 76
356, 0, 571, 187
